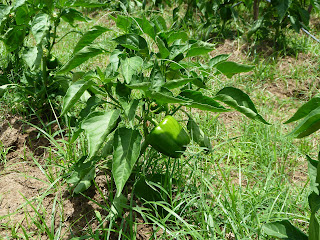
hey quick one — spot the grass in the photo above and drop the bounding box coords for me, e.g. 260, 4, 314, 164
1, 3, 320, 240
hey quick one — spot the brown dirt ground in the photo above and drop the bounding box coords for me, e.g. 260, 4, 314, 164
0, 116, 154, 239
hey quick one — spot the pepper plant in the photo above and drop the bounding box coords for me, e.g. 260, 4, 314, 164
60, 13, 269, 216
263, 96, 320, 239
0, 0, 106, 116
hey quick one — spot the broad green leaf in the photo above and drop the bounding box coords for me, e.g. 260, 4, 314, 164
112, 128, 142, 196
151, 15, 167, 32
167, 32, 188, 44
186, 42, 214, 57
58, 45, 104, 74
310, 213, 320, 240
262, 220, 308, 239
66, 157, 96, 194
209, 54, 230, 67
15, 5, 30, 25
179, 90, 229, 112
247, 18, 264, 39
109, 193, 127, 219
73, 166, 95, 194
61, 8, 87, 26
82, 110, 120, 160
121, 56, 143, 84
215, 87, 269, 124
276, 0, 292, 21
169, 44, 189, 61
285, 97, 320, 124
150, 62, 165, 92
164, 78, 196, 89
65, 0, 106, 8
114, 34, 148, 51
22, 46, 42, 71
307, 155, 319, 195
298, 7, 310, 26
288, 106, 320, 138
123, 99, 139, 125
309, 192, 320, 214
216, 61, 254, 78
2, 26, 25, 52
61, 79, 95, 115
115, 15, 132, 32
134, 16, 156, 40
31, 13, 50, 45
148, 90, 191, 104
156, 36, 170, 59
126, 82, 150, 91
187, 117, 212, 151
73, 26, 109, 54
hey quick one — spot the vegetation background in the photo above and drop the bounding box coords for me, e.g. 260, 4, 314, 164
1, 0, 320, 239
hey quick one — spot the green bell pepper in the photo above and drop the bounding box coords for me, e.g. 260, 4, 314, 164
148, 115, 190, 158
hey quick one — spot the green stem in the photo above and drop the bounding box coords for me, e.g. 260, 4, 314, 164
170, 105, 182, 116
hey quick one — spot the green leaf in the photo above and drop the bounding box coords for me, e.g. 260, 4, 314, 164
187, 117, 212, 151
151, 15, 167, 32
167, 32, 188, 44
216, 61, 254, 78
310, 213, 320, 240
179, 90, 229, 112
61, 8, 87, 26
73, 166, 95, 194
307, 155, 320, 195
134, 16, 156, 40
288, 106, 320, 138
285, 97, 320, 124
31, 13, 50, 45
276, 0, 292, 21
15, 5, 30, 25
73, 26, 109, 54
126, 82, 150, 91
262, 220, 308, 239
58, 45, 104, 74
109, 194, 127, 219
209, 54, 230, 67
186, 42, 214, 57
164, 78, 196, 89
2, 26, 25, 52
121, 56, 143, 84
123, 99, 139, 125
309, 192, 320, 214
215, 87, 269, 124
61, 79, 95, 115
82, 110, 121, 160
66, 156, 96, 194
156, 36, 170, 59
148, 89, 191, 104
115, 15, 132, 32
114, 34, 148, 52
22, 46, 42, 71
112, 128, 142, 196
65, 0, 106, 8
150, 62, 165, 92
